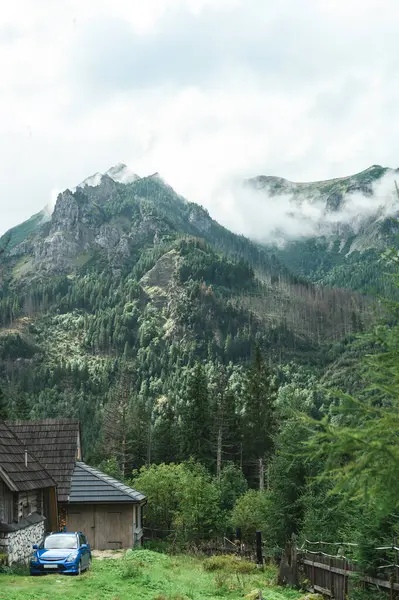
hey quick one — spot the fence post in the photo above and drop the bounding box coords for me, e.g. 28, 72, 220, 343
256, 531, 263, 567
395, 537, 398, 586
236, 528, 242, 556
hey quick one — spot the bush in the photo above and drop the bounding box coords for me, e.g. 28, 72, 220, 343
125, 549, 168, 564
131, 461, 226, 541
218, 463, 248, 512
203, 554, 256, 574
144, 540, 170, 554
231, 490, 272, 542
121, 562, 142, 579
0, 561, 29, 576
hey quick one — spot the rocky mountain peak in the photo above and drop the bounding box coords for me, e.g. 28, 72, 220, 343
75, 163, 139, 191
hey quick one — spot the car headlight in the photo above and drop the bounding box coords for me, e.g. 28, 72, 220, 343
65, 551, 79, 562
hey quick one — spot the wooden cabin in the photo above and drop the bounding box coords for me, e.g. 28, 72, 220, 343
0, 421, 58, 564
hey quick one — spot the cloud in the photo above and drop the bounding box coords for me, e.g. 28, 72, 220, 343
211, 171, 399, 244
1, 0, 399, 236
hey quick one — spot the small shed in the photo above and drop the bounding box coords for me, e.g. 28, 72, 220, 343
66, 462, 146, 550
7, 419, 146, 550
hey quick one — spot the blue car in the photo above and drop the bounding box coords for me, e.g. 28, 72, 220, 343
30, 531, 92, 575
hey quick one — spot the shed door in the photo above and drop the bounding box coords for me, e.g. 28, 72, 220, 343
66, 505, 95, 546
94, 505, 133, 550
66, 504, 133, 550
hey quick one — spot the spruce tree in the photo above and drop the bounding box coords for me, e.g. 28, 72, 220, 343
242, 346, 278, 489
209, 362, 241, 476
180, 361, 212, 468
152, 395, 178, 464
0, 386, 7, 420
103, 360, 134, 477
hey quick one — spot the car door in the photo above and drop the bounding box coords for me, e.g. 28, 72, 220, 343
78, 533, 88, 568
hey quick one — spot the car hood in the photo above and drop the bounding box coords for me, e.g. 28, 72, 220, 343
37, 549, 75, 560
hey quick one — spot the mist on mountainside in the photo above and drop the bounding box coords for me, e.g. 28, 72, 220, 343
208, 169, 399, 244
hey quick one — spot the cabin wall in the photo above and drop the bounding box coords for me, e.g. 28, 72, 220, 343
0, 517, 45, 565
0, 483, 56, 565
0, 482, 14, 524
16, 489, 41, 521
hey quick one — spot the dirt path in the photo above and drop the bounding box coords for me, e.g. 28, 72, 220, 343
91, 549, 125, 560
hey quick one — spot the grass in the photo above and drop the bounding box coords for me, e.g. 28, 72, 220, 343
0, 550, 302, 600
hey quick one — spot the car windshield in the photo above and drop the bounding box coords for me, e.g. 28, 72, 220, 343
43, 534, 77, 549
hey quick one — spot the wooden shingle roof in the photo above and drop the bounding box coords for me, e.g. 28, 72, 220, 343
6, 419, 80, 502
0, 420, 56, 492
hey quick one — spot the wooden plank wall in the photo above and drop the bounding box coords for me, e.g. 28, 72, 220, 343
16, 489, 40, 520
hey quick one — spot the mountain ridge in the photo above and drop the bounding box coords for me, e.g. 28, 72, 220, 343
242, 164, 399, 294
0, 165, 372, 360
0, 162, 382, 465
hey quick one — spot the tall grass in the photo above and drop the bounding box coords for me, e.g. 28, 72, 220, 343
0, 550, 302, 600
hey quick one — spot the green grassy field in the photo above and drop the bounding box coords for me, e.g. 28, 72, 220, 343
0, 550, 302, 600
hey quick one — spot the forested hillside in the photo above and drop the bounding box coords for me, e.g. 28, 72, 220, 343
0, 165, 395, 570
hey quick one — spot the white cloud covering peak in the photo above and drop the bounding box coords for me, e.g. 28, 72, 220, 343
214, 171, 399, 244
1, 0, 399, 235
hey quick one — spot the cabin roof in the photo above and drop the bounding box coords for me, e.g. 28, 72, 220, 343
6, 419, 80, 502
0, 420, 56, 492
70, 462, 146, 504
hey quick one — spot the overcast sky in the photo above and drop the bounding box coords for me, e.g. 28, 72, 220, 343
1, 0, 399, 235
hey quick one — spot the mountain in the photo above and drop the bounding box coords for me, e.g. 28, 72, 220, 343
246, 165, 399, 294
0, 164, 376, 464
74, 162, 140, 189
0, 163, 139, 252
0, 165, 370, 343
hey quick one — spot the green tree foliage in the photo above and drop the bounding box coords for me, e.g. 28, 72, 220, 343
152, 395, 179, 464
230, 489, 272, 543
97, 456, 123, 481
180, 362, 212, 467
131, 461, 226, 540
306, 322, 399, 519
0, 386, 7, 420
242, 346, 278, 488
217, 462, 248, 512
174, 461, 225, 540
131, 463, 184, 533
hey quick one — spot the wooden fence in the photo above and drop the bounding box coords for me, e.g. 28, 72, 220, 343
279, 538, 399, 600
301, 551, 357, 600
300, 549, 399, 600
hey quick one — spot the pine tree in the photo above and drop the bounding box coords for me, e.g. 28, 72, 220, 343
242, 346, 278, 489
0, 386, 7, 420
180, 361, 212, 468
152, 395, 178, 464
103, 360, 134, 477
208, 363, 241, 477
15, 393, 30, 420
